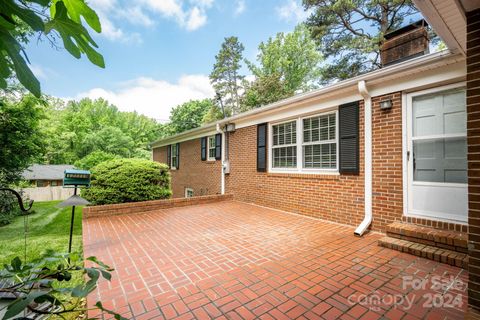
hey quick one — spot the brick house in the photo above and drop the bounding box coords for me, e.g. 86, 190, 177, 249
152, 0, 480, 311
153, 20, 467, 233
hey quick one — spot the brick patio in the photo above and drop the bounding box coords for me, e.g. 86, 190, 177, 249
83, 201, 468, 319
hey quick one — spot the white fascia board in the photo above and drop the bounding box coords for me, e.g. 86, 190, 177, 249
369, 59, 466, 97
150, 50, 463, 148
234, 93, 361, 129
151, 127, 218, 148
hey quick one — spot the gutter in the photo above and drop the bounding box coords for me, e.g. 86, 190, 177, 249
355, 81, 372, 236
150, 50, 460, 149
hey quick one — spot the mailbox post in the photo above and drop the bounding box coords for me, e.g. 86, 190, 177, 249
61, 170, 91, 260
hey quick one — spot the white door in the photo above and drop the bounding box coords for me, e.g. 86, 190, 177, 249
407, 86, 468, 223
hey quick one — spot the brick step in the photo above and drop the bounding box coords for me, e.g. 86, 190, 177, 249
378, 236, 468, 269
385, 221, 468, 254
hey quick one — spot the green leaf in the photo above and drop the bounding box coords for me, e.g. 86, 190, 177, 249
11, 257, 21, 271
0, 15, 16, 30
62, 0, 101, 33
45, 1, 105, 68
3, 292, 46, 319
0, 0, 44, 32
0, 32, 41, 97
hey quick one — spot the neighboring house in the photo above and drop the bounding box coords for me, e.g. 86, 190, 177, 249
152, 1, 480, 311
22, 164, 74, 187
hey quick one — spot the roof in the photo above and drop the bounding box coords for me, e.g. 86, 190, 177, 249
151, 49, 464, 148
22, 164, 75, 181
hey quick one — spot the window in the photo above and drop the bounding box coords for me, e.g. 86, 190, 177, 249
185, 188, 194, 198
302, 113, 337, 169
272, 121, 297, 168
270, 111, 338, 173
36, 180, 45, 187
171, 144, 178, 169
208, 135, 216, 161
51, 181, 58, 187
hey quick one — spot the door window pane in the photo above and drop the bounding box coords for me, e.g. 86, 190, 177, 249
413, 89, 466, 137
413, 137, 467, 183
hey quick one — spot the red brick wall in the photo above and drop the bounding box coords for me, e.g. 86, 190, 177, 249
226, 100, 367, 228
153, 138, 222, 198
467, 8, 480, 310
224, 94, 404, 232
371, 93, 404, 230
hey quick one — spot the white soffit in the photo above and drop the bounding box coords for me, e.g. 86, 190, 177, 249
414, 0, 466, 55
460, 0, 480, 12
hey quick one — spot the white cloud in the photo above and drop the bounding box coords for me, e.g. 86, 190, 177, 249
31, 64, 58, 80
31, 65, 48, 80
185, 7, 208, 31
119, 7, 155, 27
191, 0, 214, 8
276, 0, 309, 23
74, 75, 215, 121
234, 0, 246, 16
87, 0, 214, 44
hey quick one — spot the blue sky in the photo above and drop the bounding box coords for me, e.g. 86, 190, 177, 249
27, 0, 309, 121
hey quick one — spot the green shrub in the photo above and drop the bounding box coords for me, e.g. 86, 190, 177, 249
82, 158, 171, 205
74, 150, 120, 170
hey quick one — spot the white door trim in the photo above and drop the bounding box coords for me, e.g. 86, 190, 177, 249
402, 82, 467, 224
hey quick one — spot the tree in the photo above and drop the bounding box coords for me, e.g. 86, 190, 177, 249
74, 151, 119, 170
304, 0, 419, 83
169, 99, 213, 134
1, 253, 126, 319
210, 37, 245, 116
242, 24, 322, 110
241, 73, 293, 111
41, 98, 162, 164
0, 95, 44, 184
0, 0, 104, 97
202, 103, 224, 124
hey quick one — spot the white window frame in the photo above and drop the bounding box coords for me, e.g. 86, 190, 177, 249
171, 144, 178, 170
185, 188, 194, 198
268, 110, 339, 174
271, 119, 298, 169
207, 135, 216, 161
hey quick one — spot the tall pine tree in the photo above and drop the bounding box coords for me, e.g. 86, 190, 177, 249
304, 0, 420, 83
210, 37, 245, 116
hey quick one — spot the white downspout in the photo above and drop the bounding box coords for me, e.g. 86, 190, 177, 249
216, 123, 225, 195
355, 80, 372, 236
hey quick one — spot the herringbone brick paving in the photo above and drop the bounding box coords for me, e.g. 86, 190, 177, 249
83, 201, 468, 319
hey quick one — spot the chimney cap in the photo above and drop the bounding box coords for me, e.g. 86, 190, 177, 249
384, 19, 429, 40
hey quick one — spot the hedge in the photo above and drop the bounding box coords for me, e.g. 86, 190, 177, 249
82, 158, 171, 205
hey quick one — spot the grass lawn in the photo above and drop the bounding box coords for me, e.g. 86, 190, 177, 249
0, 200, 83, 265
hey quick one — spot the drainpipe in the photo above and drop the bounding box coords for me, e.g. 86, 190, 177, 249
216, 123, 225, 195
355, 80, 372, 236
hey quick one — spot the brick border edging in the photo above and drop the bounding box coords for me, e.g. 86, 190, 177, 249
83, 194, 234, 219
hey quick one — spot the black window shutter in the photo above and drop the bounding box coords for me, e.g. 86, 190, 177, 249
339, 101, 360, 174
215, 133, 222, 160
257, 123, 267, 172
201, 137, 207, 161
176, 143, 180, 169
166, 145, 171, 168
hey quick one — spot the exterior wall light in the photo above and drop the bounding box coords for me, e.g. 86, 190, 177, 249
380, 99, 393, 110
